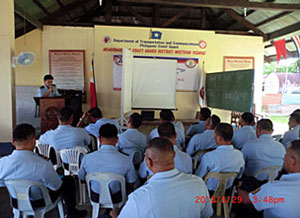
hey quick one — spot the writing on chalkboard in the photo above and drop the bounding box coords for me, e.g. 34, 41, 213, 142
206, 69, 254, 112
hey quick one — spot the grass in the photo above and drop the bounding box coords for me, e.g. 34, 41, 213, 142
267, 115, 289, 124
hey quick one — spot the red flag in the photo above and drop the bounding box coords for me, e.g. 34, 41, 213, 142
90, 57, 97, 108
274, 39, 287, 63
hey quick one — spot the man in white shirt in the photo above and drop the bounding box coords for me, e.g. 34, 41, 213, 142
281, 113, 300, 149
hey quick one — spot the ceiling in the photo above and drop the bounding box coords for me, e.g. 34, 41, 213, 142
14, 0, 300, 62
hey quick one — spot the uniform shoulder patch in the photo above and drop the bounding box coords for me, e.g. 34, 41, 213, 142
251, 187, 261, 195
40, 86, 45, 89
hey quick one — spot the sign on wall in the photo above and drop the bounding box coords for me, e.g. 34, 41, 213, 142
223, 56, 254, 71
49, 50, 85, 91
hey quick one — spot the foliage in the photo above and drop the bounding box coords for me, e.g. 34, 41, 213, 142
264, 59, 300, 75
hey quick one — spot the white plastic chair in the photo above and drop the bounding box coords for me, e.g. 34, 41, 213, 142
86, 172, 127, 218
193, 148, 215, 172
254, 166, 282, 182
89, 134, 98, 151
60, 146, 88, 204
35, 141, 51, 158
204, 172, 238, 218
5, 179, 64, 218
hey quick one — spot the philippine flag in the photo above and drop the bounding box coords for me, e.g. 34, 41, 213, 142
292, 35, 300, 58
90, 57, 97, 108
199, 63, 207, 107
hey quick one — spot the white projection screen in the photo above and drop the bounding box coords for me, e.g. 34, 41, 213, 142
131, 58, 177, 109
121, 48, 133, 115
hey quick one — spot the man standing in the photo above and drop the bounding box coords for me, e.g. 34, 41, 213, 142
38, 74, 60, 97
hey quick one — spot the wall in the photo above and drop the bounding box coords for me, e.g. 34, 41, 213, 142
15, 25, 264, 122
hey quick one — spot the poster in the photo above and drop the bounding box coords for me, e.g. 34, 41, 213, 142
113, 55, 199, 91
49, 50, 85, 90
223, 56, 254, 71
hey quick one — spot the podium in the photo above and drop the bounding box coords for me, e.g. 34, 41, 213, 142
35, 97, 66, 133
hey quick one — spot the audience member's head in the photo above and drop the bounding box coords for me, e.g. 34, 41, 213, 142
159, 110, 175, 123
158, 122, 176, 145
288, 113, 300, 129
240, 112, 255, 126
145, 137, 175, 173
43, 74, 54, 88
99, 123, 118, 145
214, 123, 233, 145
256, 119, 273, 137
88, 107, 102, 123
12, 124, 36, 150
284, 140, 300, 173
57, 107, 73, 124
291, 109, 300, 116
127, 113, 142, 129
200, 107, 211, 121
205, 114, 221, 130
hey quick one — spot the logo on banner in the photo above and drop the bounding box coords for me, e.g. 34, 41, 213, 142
199, 40, 207, 49
149, 29, 162, 40
103, 36, 111, 44
185, 59, 197, 68
113, 56, 122, 66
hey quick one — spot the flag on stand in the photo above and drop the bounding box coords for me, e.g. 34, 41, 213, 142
199, 62, 207, 107
90, 56, 97, 108
291, 35, 300, 58
274, 39, 287, 63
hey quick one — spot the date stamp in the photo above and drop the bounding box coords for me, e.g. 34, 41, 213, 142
195, 196, 243, 204
252, 196, 284, 205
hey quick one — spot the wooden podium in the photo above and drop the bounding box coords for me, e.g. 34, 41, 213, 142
36, 97, 66, 133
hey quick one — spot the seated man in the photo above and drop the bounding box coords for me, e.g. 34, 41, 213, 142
238, 140, 300, 218
232, 112, 257, 150
39, 107, 90, 153
112, 137, 213, 218
139, 122, 193, 179
242, 119, 286, 181
186, 114, 220, 156
117, 113, 147, 164
149, 109, 185, 149
281, 112, 300, 149
78, 124, 137, 203
0, 124, 86, 218
83, 107, 122, 137
38, 74, 60, 97
195, 123, 245, 192
186, 107, 211, 138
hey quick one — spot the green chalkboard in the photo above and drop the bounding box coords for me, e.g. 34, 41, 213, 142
206, 69, 254, 112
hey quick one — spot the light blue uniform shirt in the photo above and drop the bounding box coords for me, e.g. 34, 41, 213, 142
186, 129, 217, 156
0, 150, 62, 200
232, 126, 257, 150
196, 145, 245, 191
119, 169, 213, 218
85, 118, 122, 137
186, 120, 206, 136
78, 145, 137, 194
242, 134, 286, 180
281, 124, 300, 149
149, 123, 185, 149
139, 145, 193, 178
249, 173, 300, 218
39, 125, 90, 151
117, 128, 147, 163
38, 85, 60, 97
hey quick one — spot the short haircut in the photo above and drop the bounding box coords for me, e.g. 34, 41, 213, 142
200, 107, 211, 120
43, 74, 54, 81
147, 137, 174, 153
290, 113, 300, 124
129, 113, 142, 128
88, 107, 102, 119
160, 109, 174, 122
13, 124, 35, 142
99, 123, 118, 138
257, 119, 273, 131
215, 123, 233, 141
289, 140, 300, 161
210, 114, 221, 129
58, 107, 73, 122
158, 122, 176, 138
241, 112, 255, 125
291, 109, 300, 116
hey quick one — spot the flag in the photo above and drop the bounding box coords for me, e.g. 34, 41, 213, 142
90, 56, 97, 108
149, 29, 162, 40
274, 39, 287, 63
292, 35, 300, 58
199, 62, 207, 107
